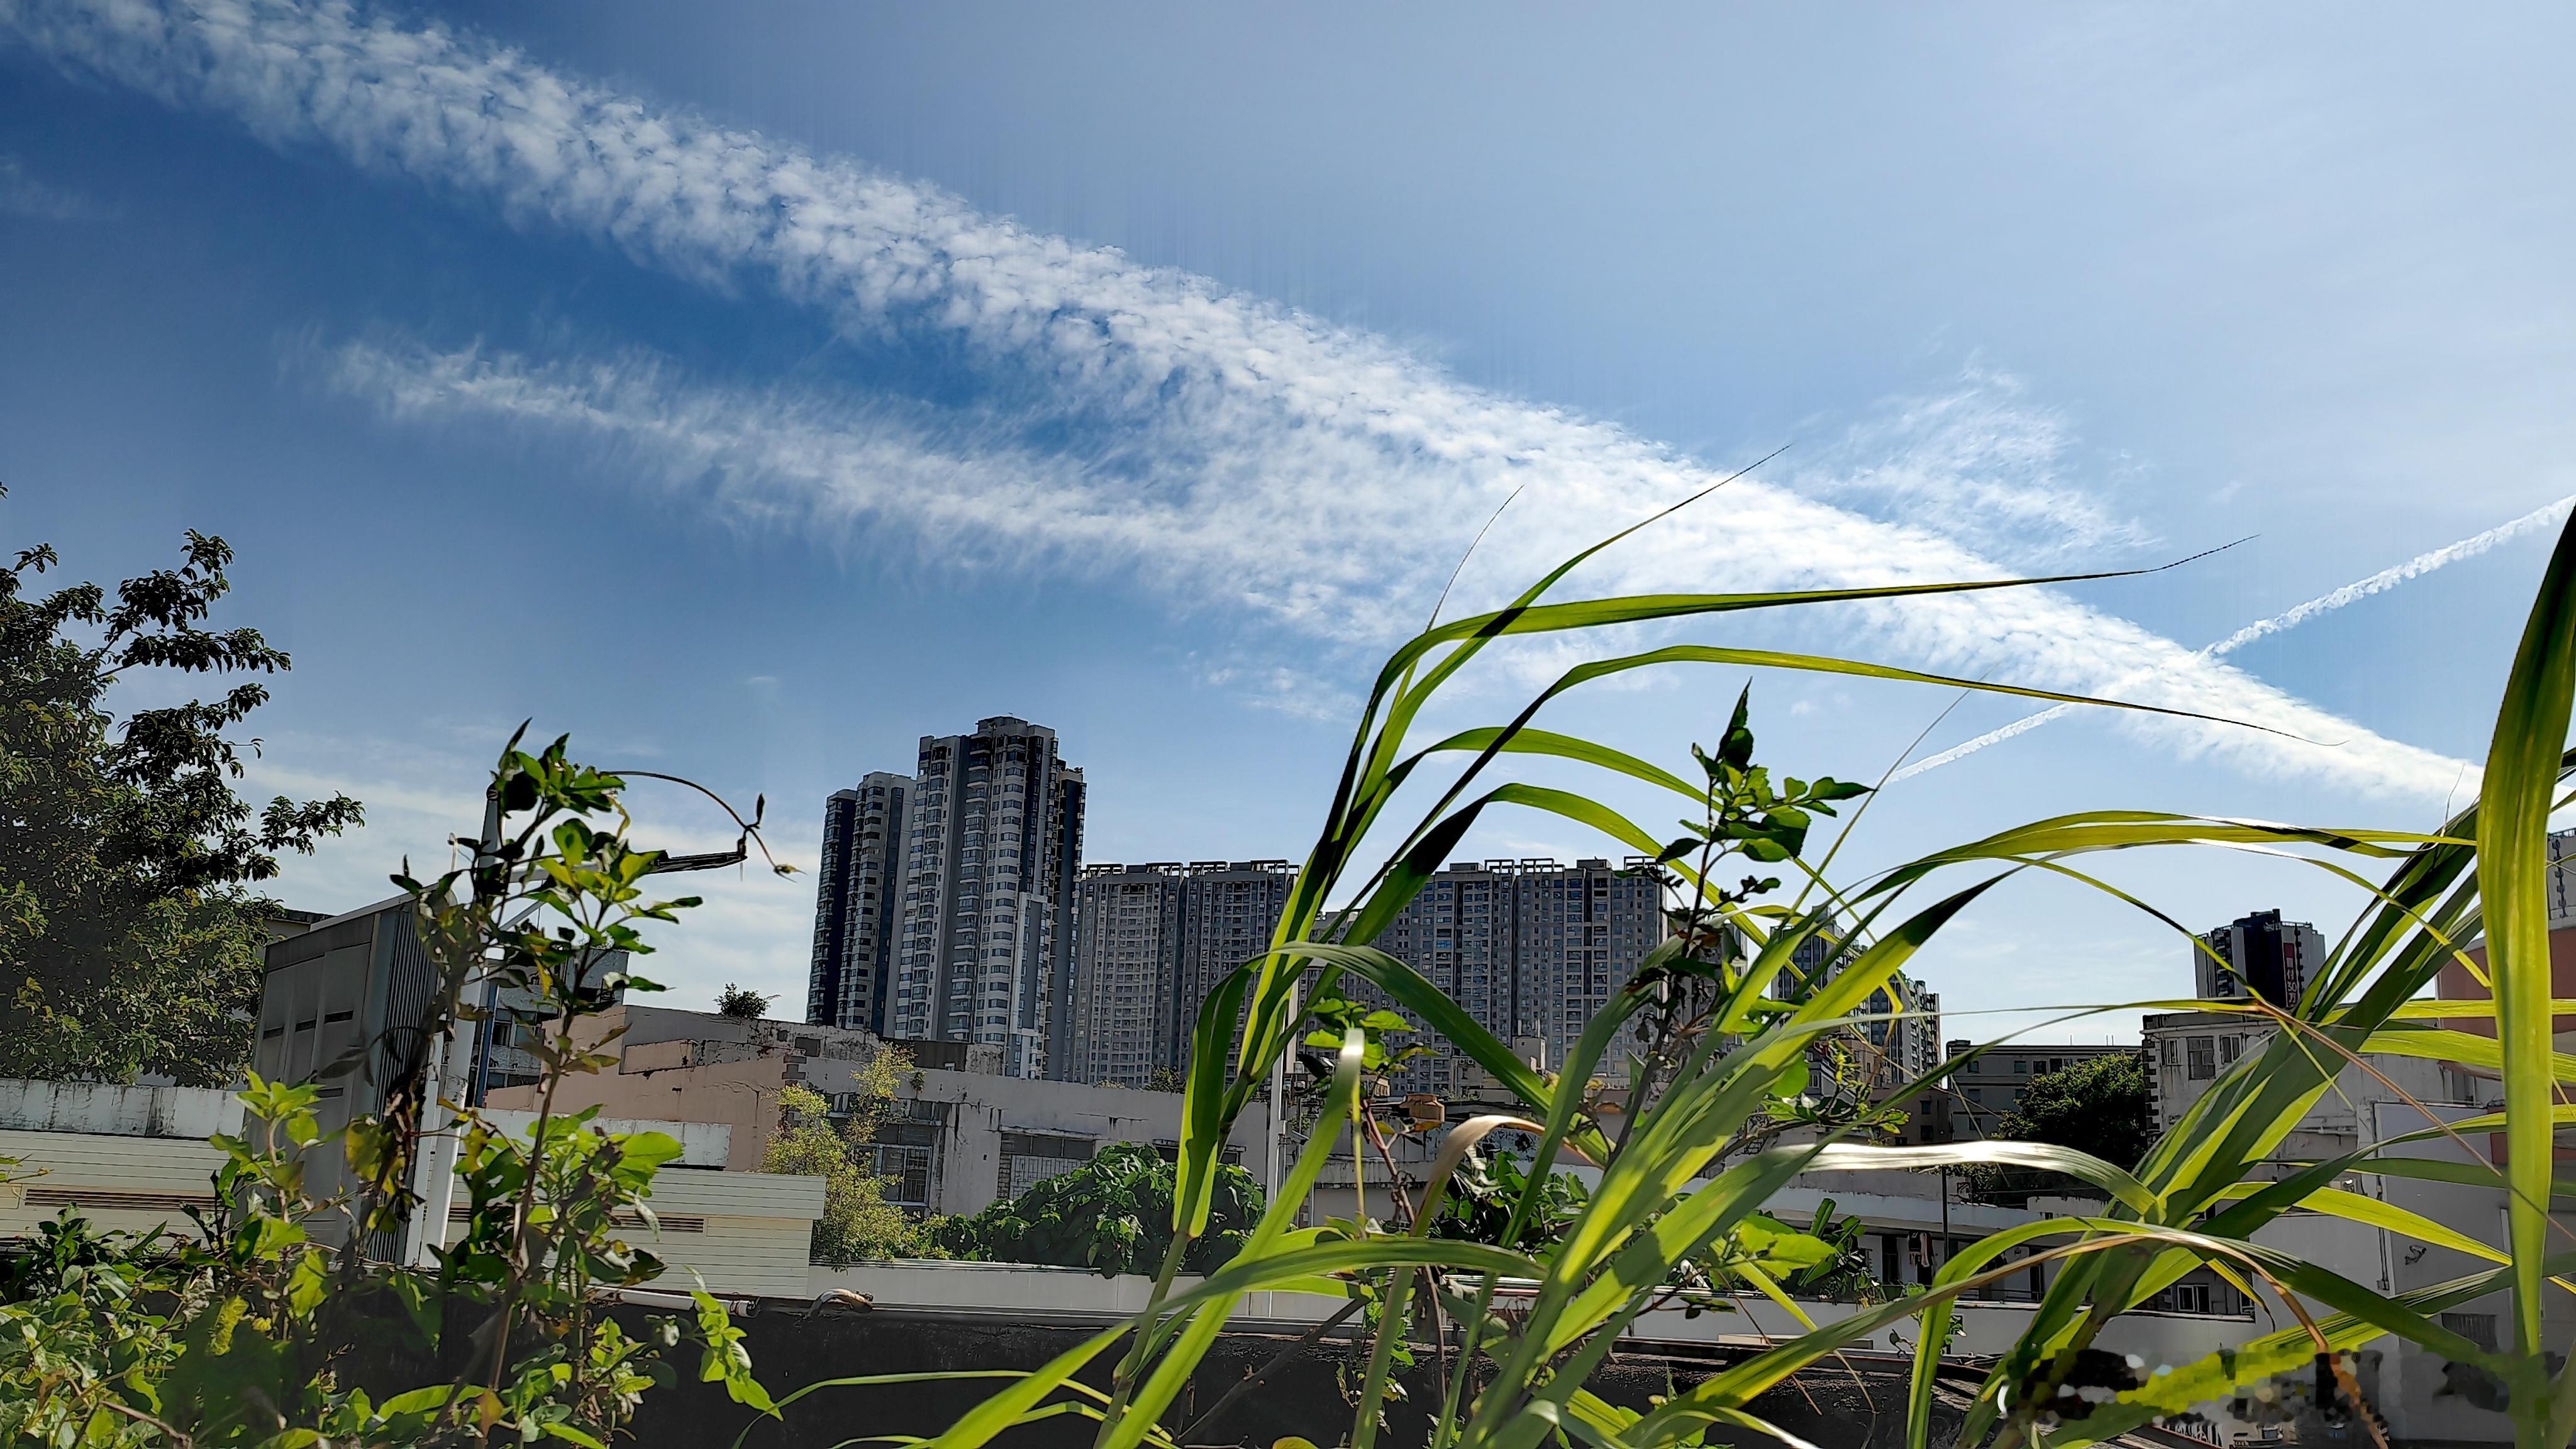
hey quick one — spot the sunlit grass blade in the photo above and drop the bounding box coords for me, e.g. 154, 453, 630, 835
2475, 511, 2576, 1449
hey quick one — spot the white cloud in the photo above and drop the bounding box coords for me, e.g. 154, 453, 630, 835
7, 0, 2480, 797
1792, 366, 2154, 567
0, 152, 99, 220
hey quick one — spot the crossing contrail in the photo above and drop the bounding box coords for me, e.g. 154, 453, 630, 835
1889, 494, 2576, 782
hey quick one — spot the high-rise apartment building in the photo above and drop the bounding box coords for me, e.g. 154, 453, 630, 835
1780, 924, 1940, 1104
1367, 858, 1665, 1094
2547, 827, 2576, 923
2194, 909, 2325, 1007
1069, 865, 1185, 1087
806, 774, 910, 1034
1067, 860, 1295, 1088
1175, 860, 1299, 1055
889, 718, 1085, 1079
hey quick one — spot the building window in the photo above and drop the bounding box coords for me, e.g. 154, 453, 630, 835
2186, 1036, 2216, 1080
2439, 1312, 2499, 1352
997, 1131, 1096, 1199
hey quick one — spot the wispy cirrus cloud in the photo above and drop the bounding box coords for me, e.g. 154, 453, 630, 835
3, 0, 2484, 797
0, 151, 101, 220
1794, 367, 2155, 568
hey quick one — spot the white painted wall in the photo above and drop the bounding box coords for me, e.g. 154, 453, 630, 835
476, 1109, 731, 1169
806, 1258, 2258, 1365
0, 1079, 243, 1139
4, 1124, 819, 1301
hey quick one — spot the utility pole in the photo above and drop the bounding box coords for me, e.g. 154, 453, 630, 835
403, 782, 757, 1267
1265, 977, 1299, 1207
403, 779, 506, 1267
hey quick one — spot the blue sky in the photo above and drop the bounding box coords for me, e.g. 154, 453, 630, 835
5, 1, 2572, 1043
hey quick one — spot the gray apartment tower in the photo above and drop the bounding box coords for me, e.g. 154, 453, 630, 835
2194, 909, 2326, 1007
806, 772, 911, 1034
1365, 858, 1667, 1094
1067, 860, 1296, 1087
889, 718, 1086, 1079
1779, 928, 1941, 1096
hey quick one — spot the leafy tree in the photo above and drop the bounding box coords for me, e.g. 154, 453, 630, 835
1959, 1051, 2155, 1206
932, 1142, 1265, 1277
714, 982, 772, 1019
762, 1047, 933, 1265
0, 736, 783, 1446
1, 499, 361, 1083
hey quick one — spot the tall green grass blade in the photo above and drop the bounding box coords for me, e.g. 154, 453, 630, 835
2475, 514, 2576, 1449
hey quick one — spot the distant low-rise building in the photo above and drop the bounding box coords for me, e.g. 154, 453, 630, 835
485, 1004, 1272, 1219
0, 1077, 816, 1298
1937, 1040, 2140, 1141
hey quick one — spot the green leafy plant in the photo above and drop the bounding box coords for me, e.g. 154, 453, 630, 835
1957, 1052, 2154, 1208
931, 1143, 1266, 1278
0, 734, 786, 1447
0, 1212, 191, 1449
1423, 1146, 1589, 1254
764, 1046, 935, 1266
714, 984, 771, 1020
1770, 1198, 1878, 1303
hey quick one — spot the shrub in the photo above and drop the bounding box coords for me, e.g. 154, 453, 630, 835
932, 1142, 1264, 1277
763, 1047, 936, 1265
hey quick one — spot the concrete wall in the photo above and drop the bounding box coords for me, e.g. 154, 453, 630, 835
805, 1257, 2255, 1363
3, 1124, 818, 1299
613, 1301, 2111, 1449
0, 1127, 230, 1239
0, 1079, 243, 1138
477, 1109, 731, 1169
487, 1007, 817, 1172
439, 1167, 823, 1299
905, 1067, 1272, 1218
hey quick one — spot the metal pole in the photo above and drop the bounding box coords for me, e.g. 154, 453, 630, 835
1266, 977, 1298, 1206
404, 781, 504, 1267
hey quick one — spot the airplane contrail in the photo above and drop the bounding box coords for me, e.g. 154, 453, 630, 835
1889, 494, 2576, 782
